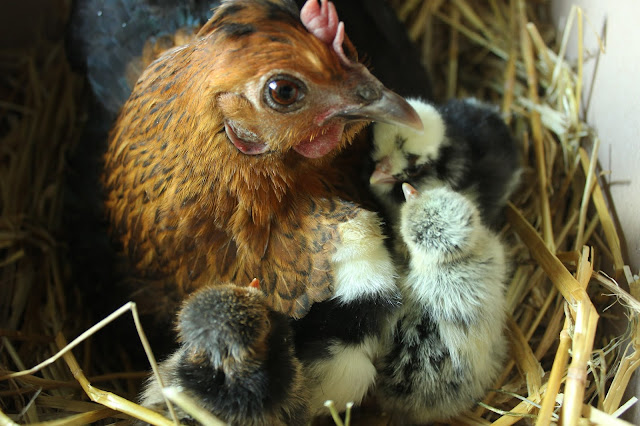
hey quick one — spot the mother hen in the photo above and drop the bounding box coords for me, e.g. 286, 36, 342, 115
101, 0, 424, 420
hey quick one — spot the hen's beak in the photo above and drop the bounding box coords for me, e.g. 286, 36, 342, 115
329, 64, 424, 131
340, 87, 423, 131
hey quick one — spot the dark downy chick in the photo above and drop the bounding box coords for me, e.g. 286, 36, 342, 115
141, 282, 308, 425
375, 184, 509, 423
370, 98, 521, 228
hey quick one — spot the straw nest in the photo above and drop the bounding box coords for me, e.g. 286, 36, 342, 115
1, 0, 639, 425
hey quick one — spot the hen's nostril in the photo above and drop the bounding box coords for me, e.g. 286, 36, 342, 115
356, 85, 381, 102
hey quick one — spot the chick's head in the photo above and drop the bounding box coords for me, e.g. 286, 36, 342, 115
370, 99, 446, 197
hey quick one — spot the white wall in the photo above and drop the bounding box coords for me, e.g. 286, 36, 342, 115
551, 0, 640, 274
552, 1, 640, 420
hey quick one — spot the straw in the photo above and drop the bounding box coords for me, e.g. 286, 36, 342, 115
2, 0, 639, 424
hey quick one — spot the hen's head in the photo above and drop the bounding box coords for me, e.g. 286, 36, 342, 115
185, 0, 422, 161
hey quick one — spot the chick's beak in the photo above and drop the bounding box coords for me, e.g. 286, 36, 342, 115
369, 156, 397, 185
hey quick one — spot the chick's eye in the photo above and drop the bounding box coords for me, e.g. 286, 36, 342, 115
263, 75, 305, 111
404, 154, 426, 178
405, 165, 422, 178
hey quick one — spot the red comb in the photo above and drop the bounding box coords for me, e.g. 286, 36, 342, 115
300, 0, 351, 66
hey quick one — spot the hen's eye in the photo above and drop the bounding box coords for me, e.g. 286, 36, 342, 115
269, 80, 298, 105
263, 75, 306, 111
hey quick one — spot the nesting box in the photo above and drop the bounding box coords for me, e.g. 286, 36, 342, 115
0, 1, 638, 424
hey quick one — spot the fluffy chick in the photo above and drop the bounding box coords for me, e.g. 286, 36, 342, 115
370, 98, 521, 228
375, 184, 508, 423
141, 283, 309, 425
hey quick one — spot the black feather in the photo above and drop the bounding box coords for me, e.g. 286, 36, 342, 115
437, 99, 521, 227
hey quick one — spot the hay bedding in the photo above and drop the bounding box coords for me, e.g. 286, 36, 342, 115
1, 0, 639, 424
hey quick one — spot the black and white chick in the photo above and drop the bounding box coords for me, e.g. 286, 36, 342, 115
140, 283, 309, 426
370, 98, 521, 229
374, 183, 509, 424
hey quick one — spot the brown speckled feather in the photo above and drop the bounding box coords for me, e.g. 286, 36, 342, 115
102, 0, 422, 321
103, 0, 375, 319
